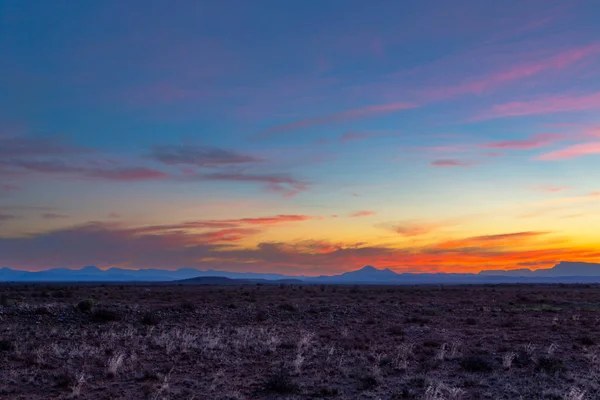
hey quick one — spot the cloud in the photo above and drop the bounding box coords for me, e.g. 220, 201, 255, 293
485, 133, 564, 150
198, 172, 309, 197
340, 130, 398, 142
476, 91, 600, 120
1, 222, 598, 274
537, 142, 600, 160
1, 155, 170, 182
389, 223, 444, 237
230, 215, 314, 225
533, 185, 567, 193
430, 160, 471, 167
436, 231, 549, 249
126, 214, 316, 235
85, 167, 170, 181
423, 43, 600, 101
42, 213, 70, 219
0, 213, 17, 222
150, 145, 263, 167
1, 184, 21, 192
262, 102, 415, 135
349, 210, 376, 218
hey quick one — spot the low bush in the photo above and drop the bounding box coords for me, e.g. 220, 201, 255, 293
77, 299, 94, 312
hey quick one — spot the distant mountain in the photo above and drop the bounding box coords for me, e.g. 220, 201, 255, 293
310, 265, 400, 283
0, 266, 300, 282
479, 261, 600, 277
177, 276, 304, 285
2, 262, 600, 283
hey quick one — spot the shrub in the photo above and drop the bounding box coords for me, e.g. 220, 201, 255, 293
0, 294, 13, 307
278, 303, 297, 312
255, 310, 268, 322
141, 312, 160, 326
513, 350, 533, 368
263, 371, 300, 394
77, 299, 94, 312
580, 336, 595, 346
0, 339, 14, 352
34, 306, 50, 315
91, 309, 121, 323
460, 356, 494, 373
387, 325, 405, 336
179, 301, 195, 311
53, 371, 75, 388
535, 357, 564, 374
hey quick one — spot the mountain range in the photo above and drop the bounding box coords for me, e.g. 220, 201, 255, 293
2, 261, 600, 283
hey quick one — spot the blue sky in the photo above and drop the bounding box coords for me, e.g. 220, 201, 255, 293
2, 0, 600, 274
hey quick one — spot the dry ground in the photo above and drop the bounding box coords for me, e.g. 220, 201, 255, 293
1, 283, 600, 399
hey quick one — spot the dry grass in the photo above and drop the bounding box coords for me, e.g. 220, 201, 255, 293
1, 283, 600, 398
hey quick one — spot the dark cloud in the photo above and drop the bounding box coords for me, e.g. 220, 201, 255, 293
0, 213, 17, 222
198, 172, 310, 197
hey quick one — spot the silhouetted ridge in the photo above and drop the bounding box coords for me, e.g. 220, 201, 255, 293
2, 261, 600, 283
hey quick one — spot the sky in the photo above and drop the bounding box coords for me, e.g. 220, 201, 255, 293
1, 0, 600, 275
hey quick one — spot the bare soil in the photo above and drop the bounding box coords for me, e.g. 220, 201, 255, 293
1, 283, 600, 399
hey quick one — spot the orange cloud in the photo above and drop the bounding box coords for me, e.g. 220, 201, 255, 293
349, 210, 376, 218
2, 223, 599, 275
388, 221, 447, 237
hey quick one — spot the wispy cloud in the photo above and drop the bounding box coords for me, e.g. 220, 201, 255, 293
476, 91, 600, 120
484, 133, 564, 150
349, 210, 376, 218
537, 142, 600, 160
262, 102, 415, 136
533, 185, 568, 193
198, 172, 309, 197
389, 222, 445, 237
423, 43, 600, 101
430, 160, 472, 167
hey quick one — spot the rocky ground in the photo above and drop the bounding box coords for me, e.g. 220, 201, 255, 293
1, 283, 600, 399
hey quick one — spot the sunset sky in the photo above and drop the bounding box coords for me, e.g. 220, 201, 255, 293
2, 0, 600, 274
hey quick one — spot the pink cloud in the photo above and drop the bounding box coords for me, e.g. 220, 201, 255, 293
424, 43, 600, 100
476, 91, 600, 120
534, 185, 568, 193
349, 210, 376, 218
430, 160, 471, 167
485, 133, 564, 150
1, 184, 21, 191
263, 102, 415, 135
537, 142, 600, 160
481, 152, 504, 158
